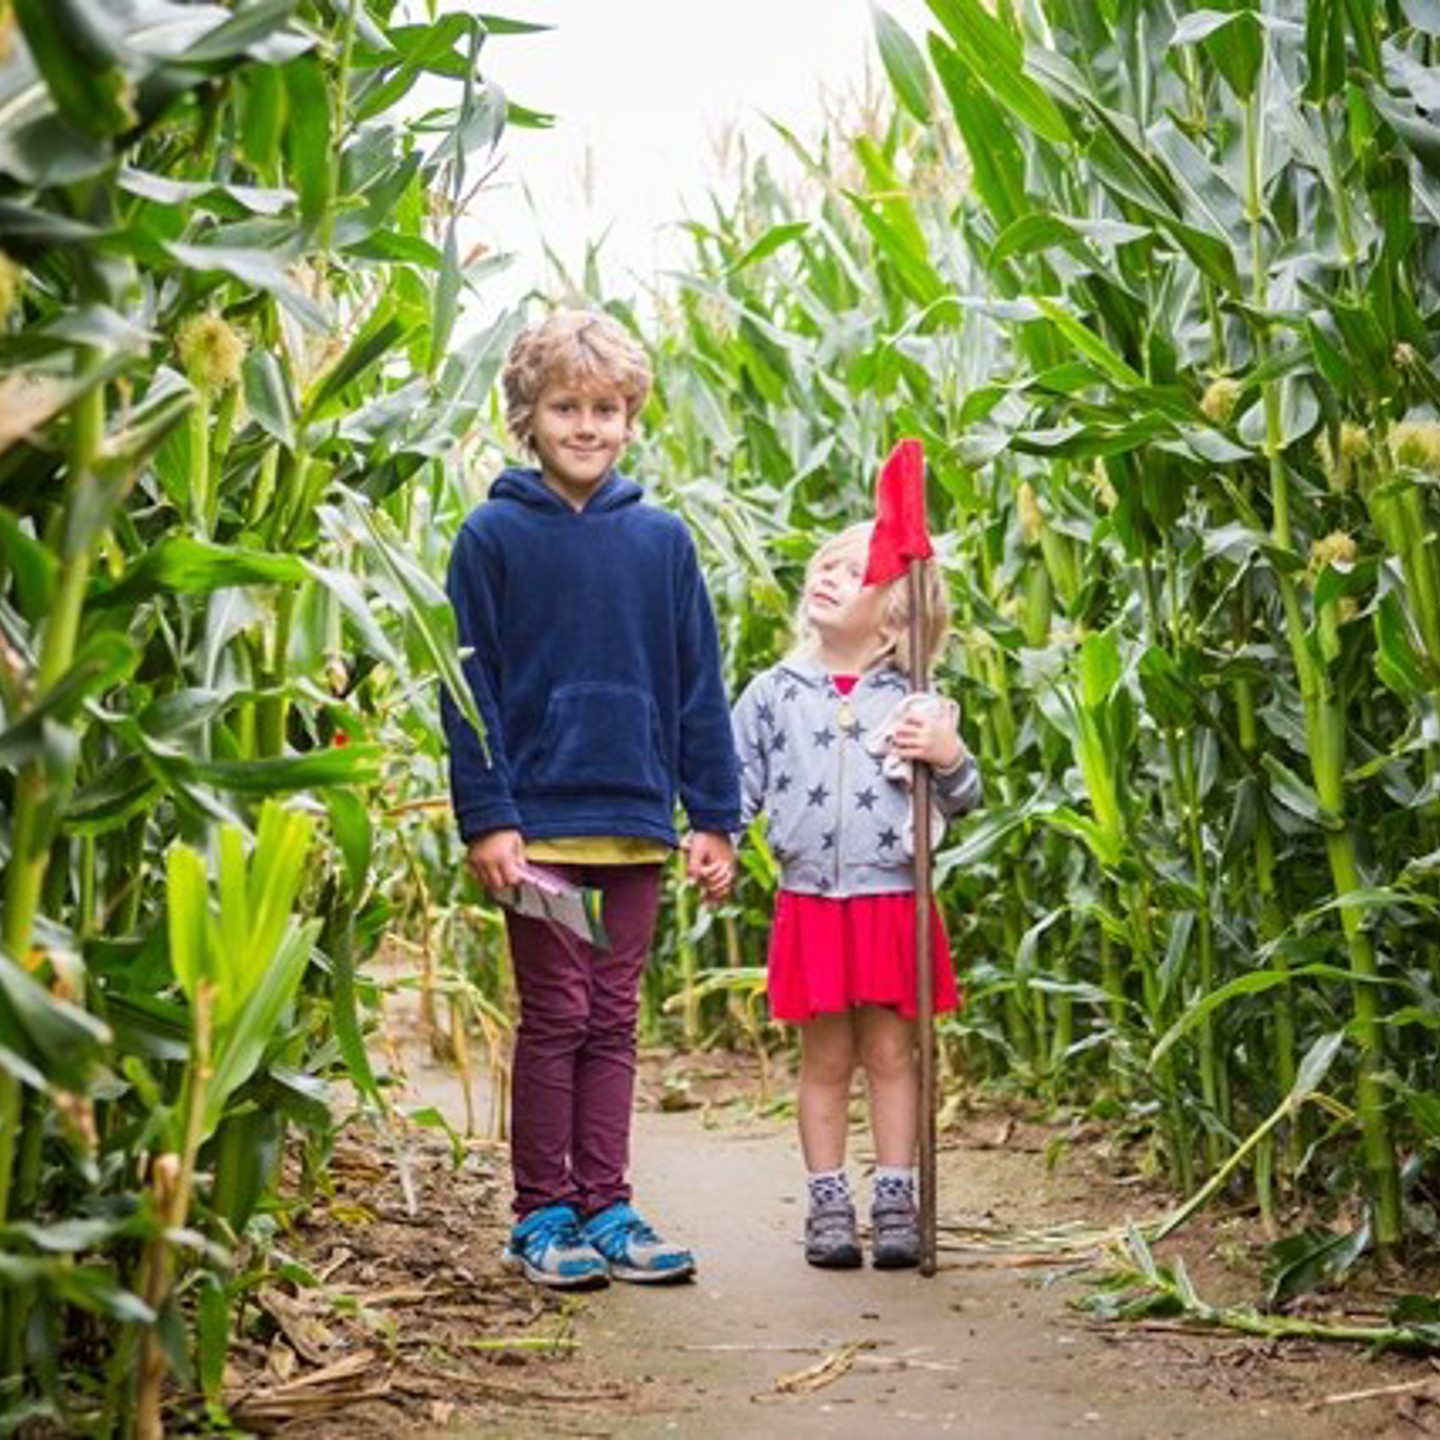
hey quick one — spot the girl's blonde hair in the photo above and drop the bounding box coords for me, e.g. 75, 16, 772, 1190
790, 522, 951, 674
502, 308, 653, 451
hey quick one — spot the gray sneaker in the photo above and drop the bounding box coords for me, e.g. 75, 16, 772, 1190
805, 1197, 862, 1269
871, 1193, 921, 1269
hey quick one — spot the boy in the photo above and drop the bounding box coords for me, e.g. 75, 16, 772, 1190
441, 309, 738, 1288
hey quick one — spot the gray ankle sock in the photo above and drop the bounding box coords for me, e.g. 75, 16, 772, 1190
807, 1168, 851, 1209
873, 1166, 915, 1206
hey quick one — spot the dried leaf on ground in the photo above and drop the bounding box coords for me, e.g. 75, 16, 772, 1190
769, 1339, 876, 1396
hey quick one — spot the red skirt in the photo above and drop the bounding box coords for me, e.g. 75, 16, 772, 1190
766, 890, 959, 1024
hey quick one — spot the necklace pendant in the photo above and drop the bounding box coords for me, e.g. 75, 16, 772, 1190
838, 699, 854, 728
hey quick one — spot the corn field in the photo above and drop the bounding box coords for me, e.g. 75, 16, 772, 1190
0, 0, 534, 1430
635, 0, 1440, 1267
4, 0, 1440, 1431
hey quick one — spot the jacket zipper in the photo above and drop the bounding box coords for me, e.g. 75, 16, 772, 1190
833, 676, 849, 891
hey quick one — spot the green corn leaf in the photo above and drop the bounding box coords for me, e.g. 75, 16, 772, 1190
728, 222, 812, 275
855, 140, 935, 285
1305, 0, 1348, 101
303, 309, 414, 420
197, 1271, 230, 1409
304, 562, 402, 668
239, 805, 314, 1012
255, 1065, 332, 1131
846, 194, 948, 307
1034, 299, 1146, 389
327, 902, 382, 1109
1260, 753, 1332, 829
1150, 970, 1357, 1070
0, 1216, 140, 1252
935, 800, 1038, 879
1173, 9, 1264, 102
183, 0, 307, 64
1138, 646, 1197, 729
873, 5, 932, 124
166, 844, 210, 1008
242, 348, 299, 450
65, 758, 163, 837
1406, 1088, 1440, 1140
340, 492, 483, 738
1292, 1030, 1346, 1100
324, 789, 373, 896
13, 0, 138, 141
925, 0, 1070, 145
118, 168, 297, 216
215, 826, 250, 1026
1042, 805, 1124, 870
0, 1255, 154, 1324
0, 951, 112, 1091
989, 214, 1149, 267
92, 537, 307, 609
163, 242, 329, 330
429, 225, 463, 375
0, 638, 137, 766
1374, 592, 1432, 699
283, 52, 331, 226
193, 746, 382, 795
203, 920, 318, 1139
238, 60, 287, 171
1301, 885, 1439, 925
928, 37, 1028, 228
1079, 629, 1123, 709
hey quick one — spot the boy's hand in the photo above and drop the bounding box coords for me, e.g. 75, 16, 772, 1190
686, 831, 734, 904
889, 699, 967, 772
467, 829, 526, 891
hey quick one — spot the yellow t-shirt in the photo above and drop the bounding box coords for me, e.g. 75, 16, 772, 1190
525, 837, 670, 865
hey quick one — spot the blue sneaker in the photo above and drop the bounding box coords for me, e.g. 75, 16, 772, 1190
581, 1203, 696, 1284
502, 1204, 609, 1289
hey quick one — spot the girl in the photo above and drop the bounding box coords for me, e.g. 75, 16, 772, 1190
732, 522, 980, 1269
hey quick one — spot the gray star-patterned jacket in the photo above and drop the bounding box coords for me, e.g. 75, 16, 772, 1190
731, 656, 982, 897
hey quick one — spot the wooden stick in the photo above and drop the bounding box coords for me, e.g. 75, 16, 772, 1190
1316, 1376, 1440, 1407
908, 557, 937, 1277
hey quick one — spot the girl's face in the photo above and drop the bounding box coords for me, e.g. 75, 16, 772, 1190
803, 535, 893, 654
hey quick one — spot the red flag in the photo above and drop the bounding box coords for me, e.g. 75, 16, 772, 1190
863, 438, 932, 586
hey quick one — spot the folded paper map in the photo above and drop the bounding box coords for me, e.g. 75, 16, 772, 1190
494, 862, 611, 951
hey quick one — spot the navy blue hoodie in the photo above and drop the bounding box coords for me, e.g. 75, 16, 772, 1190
440, 466, 741, 846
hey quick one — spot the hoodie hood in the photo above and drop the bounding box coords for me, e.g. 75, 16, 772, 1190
489, 465, 644, 515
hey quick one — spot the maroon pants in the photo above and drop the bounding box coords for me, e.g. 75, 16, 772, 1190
505, 863, 663, 1219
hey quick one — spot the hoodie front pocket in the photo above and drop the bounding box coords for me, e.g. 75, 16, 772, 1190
529, 683, 669, 800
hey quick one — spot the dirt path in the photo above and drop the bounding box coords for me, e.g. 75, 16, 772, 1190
362, 990, 1428, 1440
562, 1111, 1350, 1440
247, 977, 1430, 1438
383, 1041, 1427, 1440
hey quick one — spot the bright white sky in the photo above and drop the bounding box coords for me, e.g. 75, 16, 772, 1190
465, 0, 936, 305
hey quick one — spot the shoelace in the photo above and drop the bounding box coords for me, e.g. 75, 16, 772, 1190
523, 1211, 584, 1254
590, 1206, 657, 1249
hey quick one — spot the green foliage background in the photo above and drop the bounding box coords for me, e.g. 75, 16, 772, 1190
630, 0, 1440, 1267
5, 0, 1440, 1429
0, 0, 536, 1428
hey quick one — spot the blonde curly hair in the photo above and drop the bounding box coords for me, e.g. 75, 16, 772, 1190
791, 522, 951, 675
502, 309, 652, 452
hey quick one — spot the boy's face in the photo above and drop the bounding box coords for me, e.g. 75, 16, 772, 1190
804, 536, 891, 650
529, 378, 631, 508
